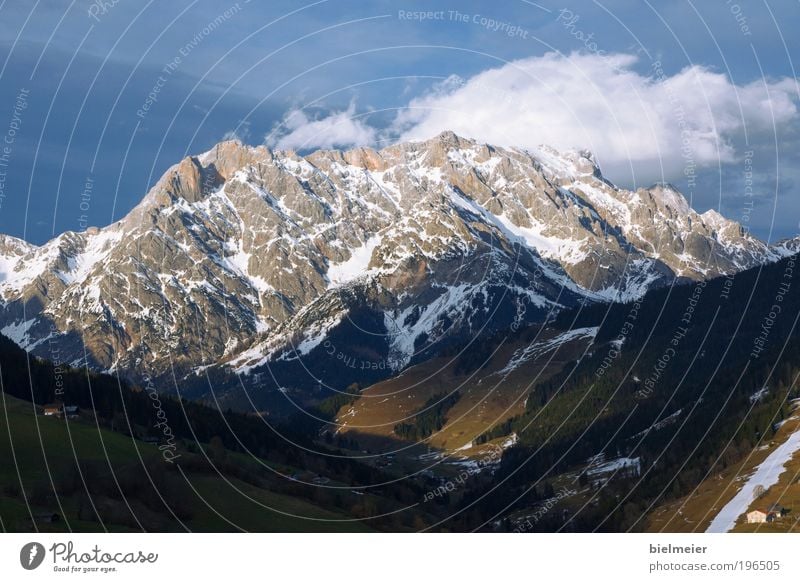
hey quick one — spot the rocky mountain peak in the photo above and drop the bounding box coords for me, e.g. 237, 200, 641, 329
198, 139, 274, 179
643, 182, 692, 215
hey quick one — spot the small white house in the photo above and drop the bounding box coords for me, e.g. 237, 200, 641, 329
746, 506, 784, 524
746, 510, 768, 523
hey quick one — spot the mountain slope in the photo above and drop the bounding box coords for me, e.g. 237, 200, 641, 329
447, 252, 800, 531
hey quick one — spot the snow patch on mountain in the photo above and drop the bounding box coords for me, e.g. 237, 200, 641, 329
327, 234, 383, 287
384, 283, 477, 370
58, 228, 125, 285
1, 319, 37, 348
497, 326, 599, 376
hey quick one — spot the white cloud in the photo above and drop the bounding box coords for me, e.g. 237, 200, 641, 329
260, 52, 799, 190
392, 52, 799, 183
222, 120, 251, 142
266, 102, 377, 151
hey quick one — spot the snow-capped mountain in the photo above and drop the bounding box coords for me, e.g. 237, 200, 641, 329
0, 132, 792, 407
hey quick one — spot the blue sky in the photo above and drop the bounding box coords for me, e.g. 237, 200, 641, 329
0, 0, 798, 244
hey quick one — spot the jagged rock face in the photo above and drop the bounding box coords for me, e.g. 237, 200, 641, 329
0, 132, 791, 403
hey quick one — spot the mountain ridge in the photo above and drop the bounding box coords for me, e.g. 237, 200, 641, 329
0, 131, 795, 408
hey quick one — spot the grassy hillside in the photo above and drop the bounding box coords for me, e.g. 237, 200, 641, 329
0, 334, 438, 532
334, 326, 594, 454
0, 393, 374, 532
